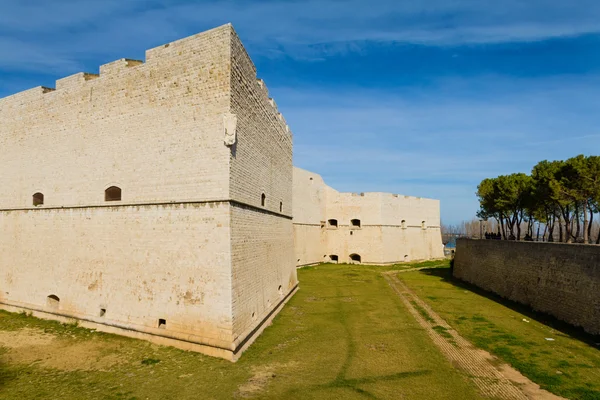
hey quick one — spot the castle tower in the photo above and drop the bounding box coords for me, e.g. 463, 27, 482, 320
0, 24, 297, 361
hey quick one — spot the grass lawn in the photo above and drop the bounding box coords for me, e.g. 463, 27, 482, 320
0, 263, 481, 400
398, 264, 600, 400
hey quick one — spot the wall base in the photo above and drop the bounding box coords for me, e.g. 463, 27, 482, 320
0, 284, 298, 362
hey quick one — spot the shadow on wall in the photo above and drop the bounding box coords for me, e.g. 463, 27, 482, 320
419, 267, 600, 349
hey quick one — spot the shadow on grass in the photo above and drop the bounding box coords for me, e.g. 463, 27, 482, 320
285, 285, 432, 400
0, 360, 17, 392
419, 267, 600, 349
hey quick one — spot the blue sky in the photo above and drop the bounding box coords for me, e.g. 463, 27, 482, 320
1, 0, 600, 224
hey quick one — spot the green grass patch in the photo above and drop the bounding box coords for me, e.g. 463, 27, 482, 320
410, 301, 435, 323
399, 264, 600, 400
0, 261, 482, 400
432, 326, 452, 340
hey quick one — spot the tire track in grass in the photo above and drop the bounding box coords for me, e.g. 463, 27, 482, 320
383, 272, 565, 400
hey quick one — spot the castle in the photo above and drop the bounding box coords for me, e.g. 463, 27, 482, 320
0, 24, 443, 360
293, 167, 444, 266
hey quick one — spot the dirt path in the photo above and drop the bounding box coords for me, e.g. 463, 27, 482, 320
383, 272, 565, 400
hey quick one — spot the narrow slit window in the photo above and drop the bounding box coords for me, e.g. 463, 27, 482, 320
328, 219, 338, 228
351, 219, 361, 228
422, 221, 426, 229
349, 254, 361, 263
33, 192, 44, 206
401, 220, 406, 229
280, 201, 283, 212
261, 193, 266, 207
105, 186, 122, 202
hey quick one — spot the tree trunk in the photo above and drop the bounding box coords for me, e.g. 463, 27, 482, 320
559, 219, 564, 242
536, 223, 541, 242
547, 214, 555, 242
542, 223, 548, 242
583, 201, 589, 243
562, 208, 572, 243
574, 204, 581, 242
587, 209, 593, 244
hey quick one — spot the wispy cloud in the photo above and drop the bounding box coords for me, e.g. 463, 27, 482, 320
1, 0, 600, 72
1, 0, 599, 223
280, 74, 600, 222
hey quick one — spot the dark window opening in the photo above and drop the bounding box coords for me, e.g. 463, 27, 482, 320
328, 219, 338, 228
158, 318, 166, 329
261, 193, 266, 207
33, 192, 44, 206
329, 255, 339, 263
350, 231, 353, 235
278, 285, 283, 296
100, 308, 106, 317
47, 294, 60, 309
351, 219, 361, 228
349, 254, 361, 263
422, 221, 426, 229
105, 186, 122, 201
279, 201, 283, 212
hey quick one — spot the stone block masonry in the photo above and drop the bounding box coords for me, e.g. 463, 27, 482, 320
293, 167, 445, 266
453, 239, 600, 335
0, 24, 297, 361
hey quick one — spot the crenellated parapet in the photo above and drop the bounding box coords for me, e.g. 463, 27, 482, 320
55, 72, 99, 90
0, 86, 55, 106
99, 58, 143, 76
255, 78, 292, 136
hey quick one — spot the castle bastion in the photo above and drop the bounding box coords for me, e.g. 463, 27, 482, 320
0, 24, 443, 360
293, 167, 444, 266
0, 24, 297, 361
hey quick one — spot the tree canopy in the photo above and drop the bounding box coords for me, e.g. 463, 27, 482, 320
476, 155, 600, 243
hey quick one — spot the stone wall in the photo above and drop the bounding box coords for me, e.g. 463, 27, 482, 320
453, 239, 600, 335
0, 24, 296, 360
293, 167, 444, 266
228, 30, 297, 346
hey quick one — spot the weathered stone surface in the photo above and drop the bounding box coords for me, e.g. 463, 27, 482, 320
293, 167, 445, 266
0, 24, 297, 361
454, 239, 600, 335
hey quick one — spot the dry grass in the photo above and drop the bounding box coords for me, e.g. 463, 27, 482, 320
0, 263, 481, 400
399, 264, 600, 400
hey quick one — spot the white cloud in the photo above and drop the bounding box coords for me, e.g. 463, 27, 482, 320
0, 0, 599, 71
278, 74, 600, 222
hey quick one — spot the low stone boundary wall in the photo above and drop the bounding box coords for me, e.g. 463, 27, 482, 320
453, 238, 600, 335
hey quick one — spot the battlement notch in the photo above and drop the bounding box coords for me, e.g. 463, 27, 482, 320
99, 59, 143, 76
56, 72, 99, 90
